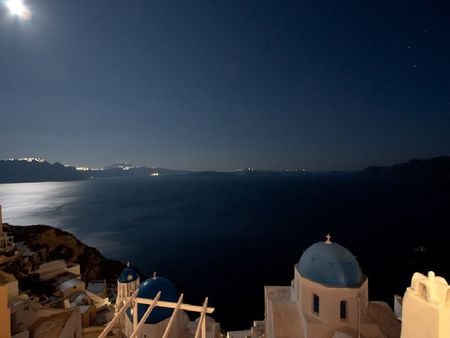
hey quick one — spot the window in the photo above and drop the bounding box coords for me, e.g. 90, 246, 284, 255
340, 300, 347, 320
312, 294, 320, 314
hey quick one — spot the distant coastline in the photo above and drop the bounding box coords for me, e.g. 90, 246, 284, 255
1, 156, 450, 184
0, 159, 191, 184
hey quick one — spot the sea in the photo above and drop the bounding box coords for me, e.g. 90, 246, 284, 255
0, 174, 449, 330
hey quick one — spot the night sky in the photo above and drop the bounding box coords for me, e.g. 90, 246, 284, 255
1, 1, 450, 171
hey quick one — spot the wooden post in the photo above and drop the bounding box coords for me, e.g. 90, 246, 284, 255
162, 294, 184, 338
194, 297, 208, 338
133, 299, 138, 333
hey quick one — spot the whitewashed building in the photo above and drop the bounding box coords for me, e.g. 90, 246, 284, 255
230, 235, 401, 338
400, 271, 450, 338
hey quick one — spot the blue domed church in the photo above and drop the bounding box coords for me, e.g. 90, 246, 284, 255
121, 274, 193, 338
262, 235, 400, 338
114, 265, 221, 338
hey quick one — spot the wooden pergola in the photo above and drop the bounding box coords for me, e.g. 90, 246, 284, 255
99, 289, 215, 338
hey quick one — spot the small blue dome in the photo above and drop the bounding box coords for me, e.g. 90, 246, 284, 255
118, 265, 140, 283
127, 276, 178, 324
297, 241, 363, 287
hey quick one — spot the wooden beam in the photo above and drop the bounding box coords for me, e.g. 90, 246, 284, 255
162, 294, 184, 338
135, 297, 214, 314
130, 291, 161, 338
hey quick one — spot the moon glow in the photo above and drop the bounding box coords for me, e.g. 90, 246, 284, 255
5, 0, 32, 20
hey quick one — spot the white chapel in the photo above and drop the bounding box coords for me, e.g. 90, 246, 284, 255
261, 235, 401, 338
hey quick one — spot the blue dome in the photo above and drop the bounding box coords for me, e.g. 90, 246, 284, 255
126, 276, 178, 324
297, 241, 363, 287
118, 265, 140, 283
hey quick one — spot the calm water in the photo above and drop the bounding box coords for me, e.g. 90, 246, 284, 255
1, 175, 449, 329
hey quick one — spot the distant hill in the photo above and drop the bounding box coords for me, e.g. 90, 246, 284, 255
187, 169, 309, 177
0, 160, 193, 183
360, 156, 450, 182
3, 157, 450, 184
91, 164, 191, 178
0, 160, 84, 183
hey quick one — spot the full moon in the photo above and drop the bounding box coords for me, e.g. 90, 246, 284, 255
5, 0, 32, 20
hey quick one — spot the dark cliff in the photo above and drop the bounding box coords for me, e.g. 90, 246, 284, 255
361, 156, 450, 182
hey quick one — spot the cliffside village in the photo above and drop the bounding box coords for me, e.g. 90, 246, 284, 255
0, 205, 222, 338
1, 204, 450, 338
0, 203, 121, 338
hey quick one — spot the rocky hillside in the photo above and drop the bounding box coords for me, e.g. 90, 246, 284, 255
3, 224, 134, 284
